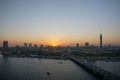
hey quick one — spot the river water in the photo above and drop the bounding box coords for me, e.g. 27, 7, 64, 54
0, 55, 97, 80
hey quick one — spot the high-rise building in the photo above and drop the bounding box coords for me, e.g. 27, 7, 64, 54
34, 44, 37, 48
85, 42, 89, 47
100, 33, 102, 48
76, 43, 79, 48
3, 41, 8, 48
40, 44, 43, 48
24, 43, 28, 47
29, 43, 32, 47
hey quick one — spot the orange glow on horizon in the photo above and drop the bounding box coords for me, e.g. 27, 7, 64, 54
0, 36, 120, 47
51, 40, 58, 47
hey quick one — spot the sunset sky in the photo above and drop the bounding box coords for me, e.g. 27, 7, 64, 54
0, 0, 120, 47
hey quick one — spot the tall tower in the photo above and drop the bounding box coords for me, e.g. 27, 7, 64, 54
100, 33, 102, 48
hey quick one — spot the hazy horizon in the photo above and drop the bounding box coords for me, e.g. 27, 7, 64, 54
0, 0, 120, 47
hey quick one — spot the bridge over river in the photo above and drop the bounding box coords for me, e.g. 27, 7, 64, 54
71, 56, 120, 80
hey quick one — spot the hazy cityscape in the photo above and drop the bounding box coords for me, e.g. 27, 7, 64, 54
1, 33, 120, 59
0, 0, 120, 80
0, 33, 120, 80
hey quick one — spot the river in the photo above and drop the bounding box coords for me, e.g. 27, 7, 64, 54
0, 55, 97, 80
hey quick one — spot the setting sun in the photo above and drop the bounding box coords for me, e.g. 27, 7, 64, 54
51, 40, 58, 47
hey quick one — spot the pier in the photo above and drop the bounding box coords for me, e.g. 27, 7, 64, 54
71, 56, 120, 80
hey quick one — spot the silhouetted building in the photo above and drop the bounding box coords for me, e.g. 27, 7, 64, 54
3, 41, 8, 48
40, 44, 43, 48
100, 33, 102, 48
85, 42, 89, 47
24, 43, 27, 47
76, 43, 79, 48
29, 43, 32, 47
16, 45, 19, 48
34, 44, 37, 48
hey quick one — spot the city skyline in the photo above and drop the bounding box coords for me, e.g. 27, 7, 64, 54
0, 33, 113, 47
0, 0, 120, 47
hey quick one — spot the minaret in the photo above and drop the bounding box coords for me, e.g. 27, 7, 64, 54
100, 33, 102, 48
